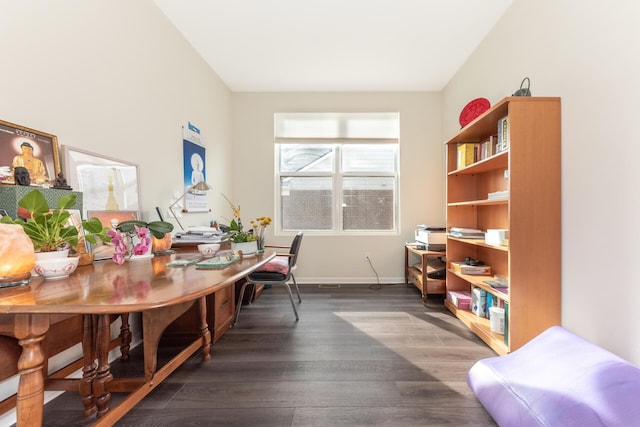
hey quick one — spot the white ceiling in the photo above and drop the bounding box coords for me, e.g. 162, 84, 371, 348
154, 0, 513, 92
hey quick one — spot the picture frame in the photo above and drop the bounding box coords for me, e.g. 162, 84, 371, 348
61, 146, 141, 218
0, 119, 60, 186
85, 210, 139, 260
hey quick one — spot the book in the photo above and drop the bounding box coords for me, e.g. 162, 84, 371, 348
450, 261, 492, 275
195, 255, 241, 269
497, 115, 509, 153
457, 143, 477, 169
503, 302, 509, 346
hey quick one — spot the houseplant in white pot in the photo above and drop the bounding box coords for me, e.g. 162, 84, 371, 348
220, 194, 261, 256
0, 190, 111, 278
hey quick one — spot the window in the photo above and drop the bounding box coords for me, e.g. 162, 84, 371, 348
275, 113, 399, 234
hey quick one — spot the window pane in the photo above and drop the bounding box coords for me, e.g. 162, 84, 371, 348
279, 144, 333, 173
342, 144, 396, 173
280, 177, 333, 230
342, 177, 395, 230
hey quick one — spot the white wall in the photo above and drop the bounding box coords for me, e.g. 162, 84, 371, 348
442, 0, 640, 365
0, 0, 233, 227
0, 1, 233, 425
232, 92, 444, 283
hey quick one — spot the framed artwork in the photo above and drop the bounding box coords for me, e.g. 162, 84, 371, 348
65, 209, 88, 255
85, 210, 139, 260
62, 146, 141, 218
0, 119, 60, 186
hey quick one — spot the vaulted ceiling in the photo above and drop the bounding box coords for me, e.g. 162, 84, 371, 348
154, 0, 513, 92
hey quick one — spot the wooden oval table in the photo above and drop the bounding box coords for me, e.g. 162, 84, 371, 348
0, 250, 275, 426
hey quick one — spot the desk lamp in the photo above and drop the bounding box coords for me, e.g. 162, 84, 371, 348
168, 181, 212, 230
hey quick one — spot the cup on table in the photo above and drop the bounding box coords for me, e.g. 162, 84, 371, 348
197, 243, 220, 257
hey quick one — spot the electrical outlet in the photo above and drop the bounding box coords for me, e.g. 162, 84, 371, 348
364, 252, 370, 261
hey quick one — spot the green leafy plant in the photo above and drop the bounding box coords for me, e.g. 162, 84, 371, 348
0, 190, 111, 252
224, 218, 257, 243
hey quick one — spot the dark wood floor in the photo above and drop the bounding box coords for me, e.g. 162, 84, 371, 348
40, 283, 497, 426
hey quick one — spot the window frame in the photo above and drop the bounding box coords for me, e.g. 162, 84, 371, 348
275, 142, 400, 236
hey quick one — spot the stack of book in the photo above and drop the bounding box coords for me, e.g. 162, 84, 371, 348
450, 261, 492, 276
173, 227, 223, 245
448, 227, 485, 239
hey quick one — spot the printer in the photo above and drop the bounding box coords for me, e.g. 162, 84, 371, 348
415, 225, 446, 251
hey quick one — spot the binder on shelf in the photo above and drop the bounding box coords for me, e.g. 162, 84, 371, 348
497, 115, 510, 153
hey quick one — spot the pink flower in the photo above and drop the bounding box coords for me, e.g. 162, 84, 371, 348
107, 229, 128, 265
132, 226, 150, 255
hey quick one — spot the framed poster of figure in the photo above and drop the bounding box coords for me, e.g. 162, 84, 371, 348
0, 119, 60, 186
182, 138, 208, 212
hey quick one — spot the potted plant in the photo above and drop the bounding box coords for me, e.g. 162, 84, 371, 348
220, 195, 267, 256
0, 190, 112, 279
108, 219, 174, 264
0, 189, 111, 254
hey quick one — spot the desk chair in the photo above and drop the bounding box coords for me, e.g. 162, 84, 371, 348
234, 232, 303, 325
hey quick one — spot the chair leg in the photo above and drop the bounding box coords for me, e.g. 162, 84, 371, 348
233, 281, 251, 326
282, 283, 299, 321
291, 274, 302, 303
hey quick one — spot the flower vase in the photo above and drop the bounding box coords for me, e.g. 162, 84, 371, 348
256, 235, 265, 254
127, 233, 154, 261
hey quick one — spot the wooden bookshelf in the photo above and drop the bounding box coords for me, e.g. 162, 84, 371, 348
444, 97, 561, 355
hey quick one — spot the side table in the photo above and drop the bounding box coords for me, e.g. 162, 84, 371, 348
404, 245, 446, 304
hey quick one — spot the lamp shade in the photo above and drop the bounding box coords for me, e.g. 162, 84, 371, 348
190, 181, 212, 192
0, 224, 35, 287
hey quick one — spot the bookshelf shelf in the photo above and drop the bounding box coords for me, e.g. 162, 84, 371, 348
447, 269, 510, 302
445, 300, 509, 354
447, 237, 509, 252
448, 150, 509, 176
445, 96, 561, 355
448, 198, 508, 207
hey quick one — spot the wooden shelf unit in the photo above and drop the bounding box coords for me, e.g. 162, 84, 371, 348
445, 96, 561, 355
404, 245, 446, 304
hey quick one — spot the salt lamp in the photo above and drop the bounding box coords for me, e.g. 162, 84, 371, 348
0, 224, 36, 287
152, 233, 172, 253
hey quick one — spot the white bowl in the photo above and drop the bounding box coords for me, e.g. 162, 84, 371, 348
198, 243, 220, 257
33, 256, 79, 280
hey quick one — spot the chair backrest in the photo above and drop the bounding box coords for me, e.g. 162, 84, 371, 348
288, 232, 303, 269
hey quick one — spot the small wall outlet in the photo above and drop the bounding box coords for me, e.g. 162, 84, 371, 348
364, 252, 370, 261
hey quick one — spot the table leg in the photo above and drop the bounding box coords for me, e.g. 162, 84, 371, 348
421, 253, 428, 304
80, 314, 97, 418
198, 297, 211, 362
119, 313, 131, 361
404, 246, 409, 287
94, 314, 113, 418
14, 314, 49, 427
